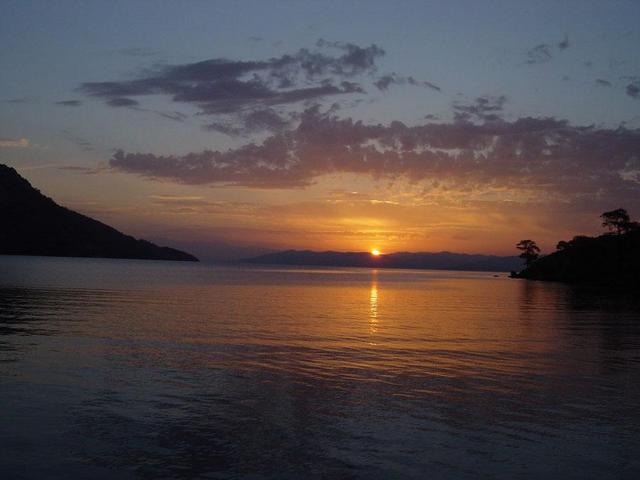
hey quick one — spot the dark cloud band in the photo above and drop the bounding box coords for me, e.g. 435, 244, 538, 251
80, 41, 384, 115
109, 107, 640, 209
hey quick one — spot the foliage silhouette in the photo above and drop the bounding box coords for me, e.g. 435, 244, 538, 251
601, 208, 633, 235
516, 240, 540, 267
514, 209, 639, 284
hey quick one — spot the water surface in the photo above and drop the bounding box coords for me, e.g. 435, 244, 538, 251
1, 256, 639, 479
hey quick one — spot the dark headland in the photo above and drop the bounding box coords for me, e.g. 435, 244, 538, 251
512, 231, 640, 284
0, 164, 197, 261
242, 250, 523, 272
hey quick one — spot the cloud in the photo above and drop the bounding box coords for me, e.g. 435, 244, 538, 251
595, 79, 612, 87
108, 106, 640, 212
73, 140, 94, 152
374, 73, 441, 92
55, 99, 83, 106
57, 165, 106, 174
206, 108, 294, 136
315, 39, 385, 74
153, 110, 188, 122
453, 95, 507, 122
627, 81, 640, 99
557, 35, 570, 50
148, 195, 258, 215
149, 195, 207, 202
106, 97, 139, 107
79, 41, 383, 114
0, 137, 29, 148
61, 129, 95, 152
525, 36, 570, 65
525, 44, 553, 65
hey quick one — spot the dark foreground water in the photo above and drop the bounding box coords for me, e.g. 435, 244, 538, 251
1, 256, 639, 479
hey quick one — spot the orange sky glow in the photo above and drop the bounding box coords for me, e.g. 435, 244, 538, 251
15, 166, 607, 260
3, 3, 638, 261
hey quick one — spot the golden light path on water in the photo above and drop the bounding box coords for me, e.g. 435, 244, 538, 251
369, 271, 379, 339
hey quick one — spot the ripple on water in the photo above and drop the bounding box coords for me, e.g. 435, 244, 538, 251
1, 257, 640, 479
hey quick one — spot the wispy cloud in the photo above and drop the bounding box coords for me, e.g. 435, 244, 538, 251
57, 162, 108, 174
205, 108, 294, 136
595, 79, 612, 87
0, 137, 29, 148
3, 97, 30, 104
525, 44, 553, 65
80, 40, 384, 116
374, 73, 441, 92
153, 110, 188, 122
106, 97, 140, 107
453, 95, 507, 122
55, 99, 83, 107
148, 195, 258, 215
79, 40, 395, 137
524, 35, 570, 65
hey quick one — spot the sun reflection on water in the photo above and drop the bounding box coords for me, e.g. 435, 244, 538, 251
369, 271, 379, 339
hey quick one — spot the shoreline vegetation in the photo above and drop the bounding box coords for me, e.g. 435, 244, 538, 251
511, 209, 640, 284
0, 164, 198, 262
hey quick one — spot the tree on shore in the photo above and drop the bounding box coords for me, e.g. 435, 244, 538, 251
601, 208, 635, 234
516, 240, 540, 267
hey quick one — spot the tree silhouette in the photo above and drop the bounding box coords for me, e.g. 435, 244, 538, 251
556, 240, 570, 250
516, 239, 540, 267
601, 208, 631, 234
626, 221, 640, 232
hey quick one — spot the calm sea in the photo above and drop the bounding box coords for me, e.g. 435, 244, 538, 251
1, 255, 639, 479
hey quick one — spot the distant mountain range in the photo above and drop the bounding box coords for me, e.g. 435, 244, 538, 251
0, 164, 197, 261
242, 249, 523, 272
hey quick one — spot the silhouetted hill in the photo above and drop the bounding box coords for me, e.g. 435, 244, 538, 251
513, 232, 640, 284
242, 249, 522, 272
0, 164, 197, 261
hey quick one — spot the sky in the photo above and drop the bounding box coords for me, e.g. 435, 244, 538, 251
2, 0, 640, 260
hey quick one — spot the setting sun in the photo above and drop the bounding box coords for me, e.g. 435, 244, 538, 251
2, 3, 638, 478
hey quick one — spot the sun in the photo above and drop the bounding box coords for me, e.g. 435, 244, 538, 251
371, 249, 381, 256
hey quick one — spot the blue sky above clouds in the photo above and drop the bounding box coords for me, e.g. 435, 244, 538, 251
1, 1, 639, 258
